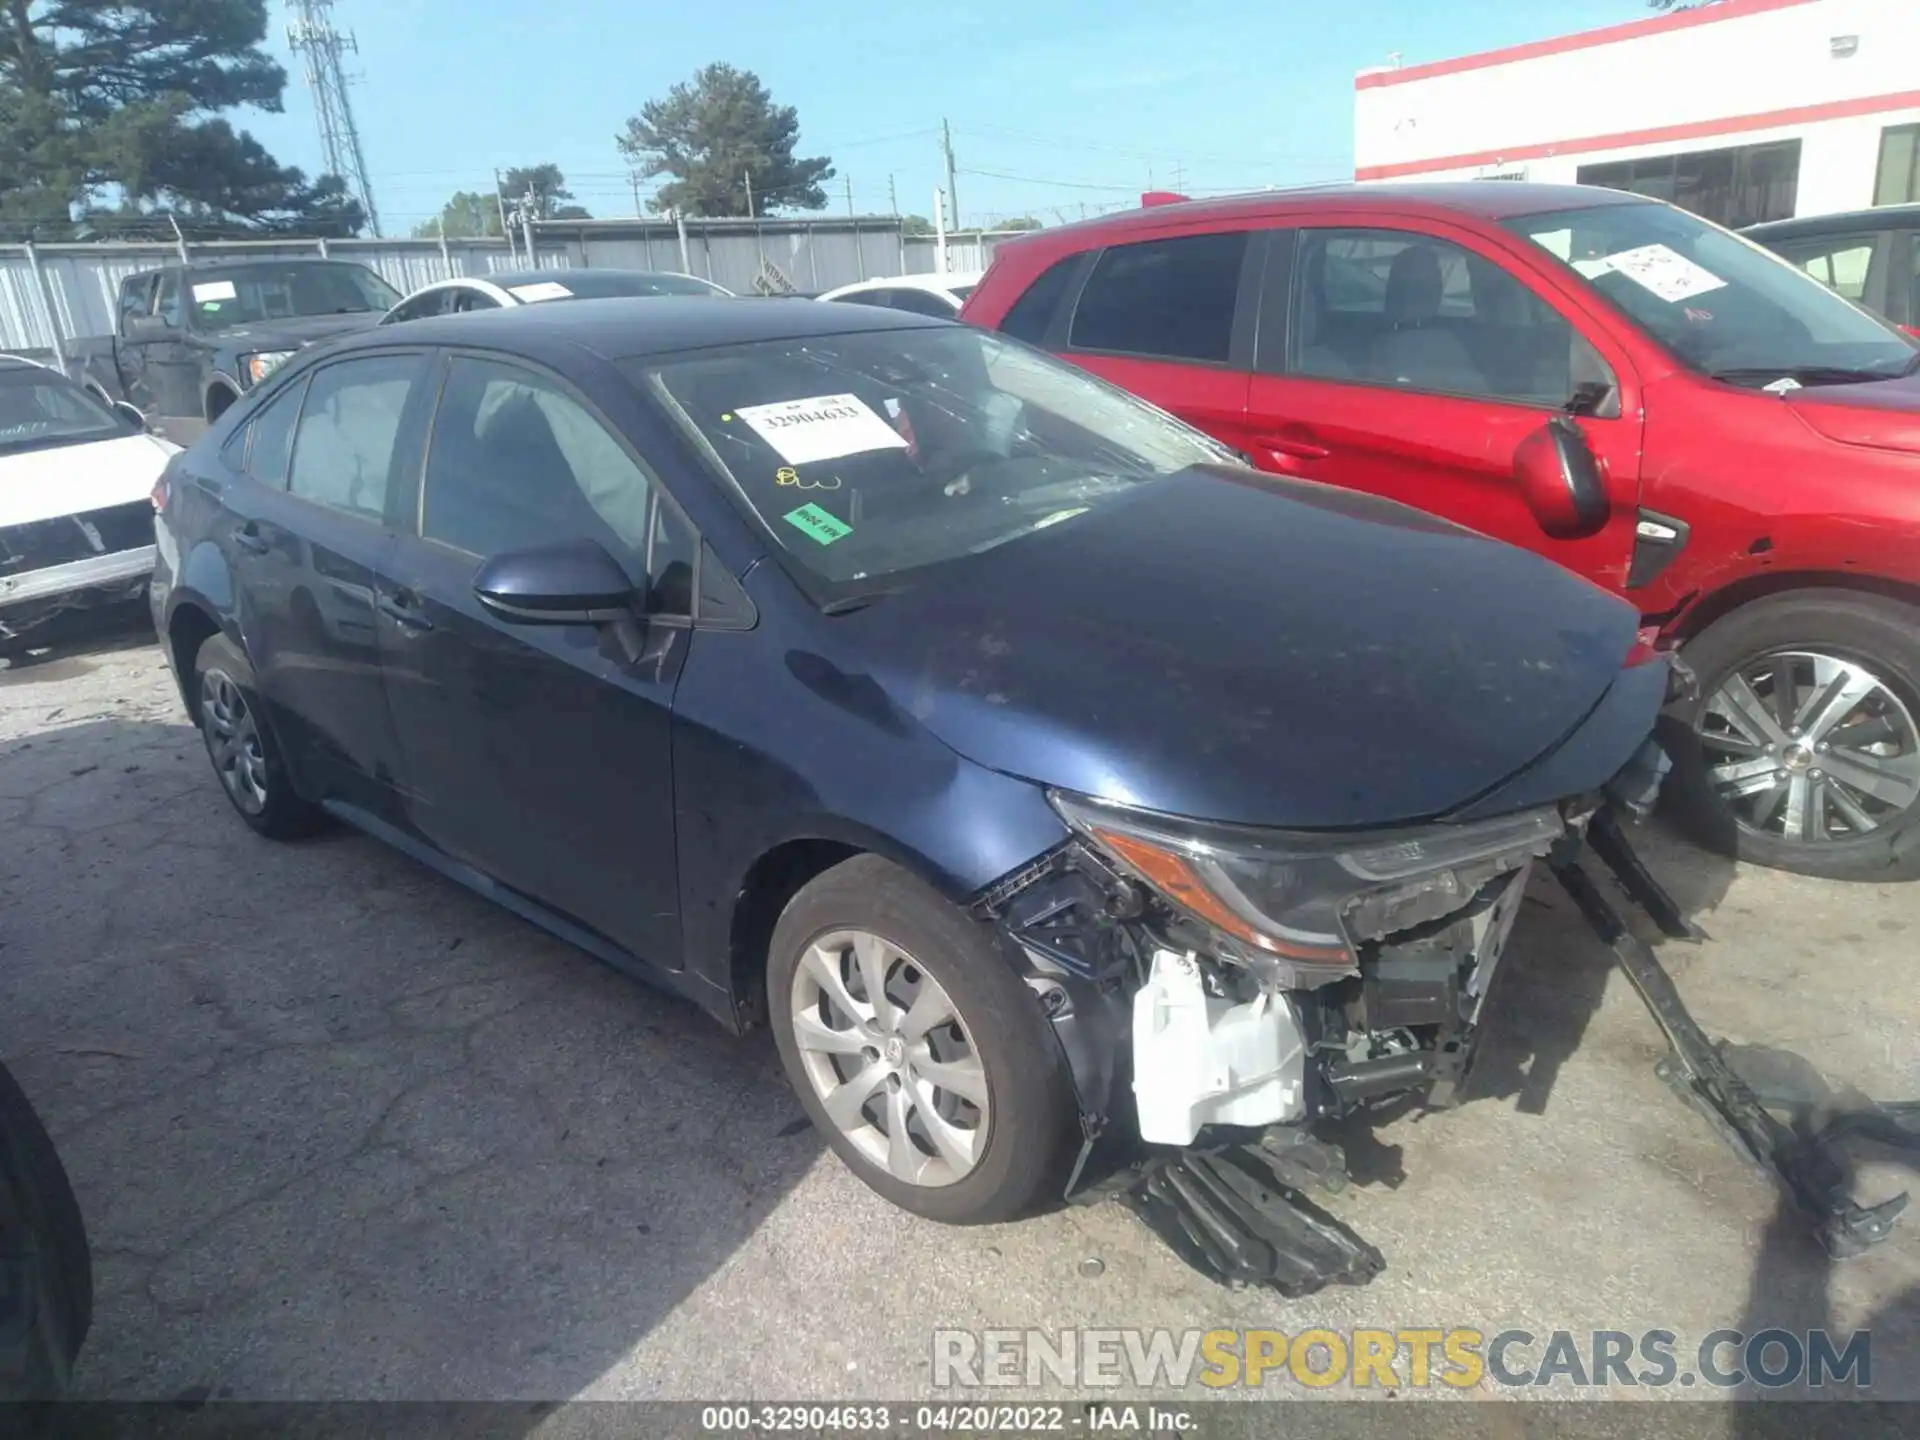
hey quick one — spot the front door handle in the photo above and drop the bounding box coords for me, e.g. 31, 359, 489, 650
1254, 430, 1331, 461
377, 589, 434, 632
230, 522, 269, 555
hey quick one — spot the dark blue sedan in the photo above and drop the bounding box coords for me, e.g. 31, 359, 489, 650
149, 297, 1671, 1237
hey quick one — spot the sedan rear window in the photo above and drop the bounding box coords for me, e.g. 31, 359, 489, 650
638, 327, 1235, 595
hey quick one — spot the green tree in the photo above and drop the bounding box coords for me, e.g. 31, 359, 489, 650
616, 63, 834, 217
414, 190, 503, 239
997, 216, 1043, 231
0, 1, 363, 236
502, 163, 591, 221
900, 213, 935, 237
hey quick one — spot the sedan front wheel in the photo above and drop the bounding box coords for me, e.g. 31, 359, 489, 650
768, 855, 1080, 1224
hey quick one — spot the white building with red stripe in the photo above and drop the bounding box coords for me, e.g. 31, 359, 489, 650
1352, 0, 1920, 227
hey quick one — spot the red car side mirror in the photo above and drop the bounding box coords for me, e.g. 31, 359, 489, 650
1515, 415, 1609, 541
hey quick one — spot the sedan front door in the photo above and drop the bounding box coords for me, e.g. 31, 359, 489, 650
376, 351, 693, 969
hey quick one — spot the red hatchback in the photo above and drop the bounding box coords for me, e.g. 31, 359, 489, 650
963, 183, 1920, 881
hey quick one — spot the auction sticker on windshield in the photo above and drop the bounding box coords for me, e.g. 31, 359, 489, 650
508, 281, 573, 303
783, 502, 852, 545
1592, 244, 1727, 303
192, 281, 238, 303
735, 393, 910, 467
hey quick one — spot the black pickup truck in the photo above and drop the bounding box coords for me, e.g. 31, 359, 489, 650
66, 258, 401, 445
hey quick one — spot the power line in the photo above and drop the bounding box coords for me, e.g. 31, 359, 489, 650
960, 122, 1347, 167
956, 166, 1142, 193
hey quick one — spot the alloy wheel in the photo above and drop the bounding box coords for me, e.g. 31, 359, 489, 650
1696, 648, 1920, 844
789, 929, 990, 1188
199, 668, 269, 816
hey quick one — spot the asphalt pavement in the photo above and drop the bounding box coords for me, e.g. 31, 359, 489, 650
1, 622, 1915, 1413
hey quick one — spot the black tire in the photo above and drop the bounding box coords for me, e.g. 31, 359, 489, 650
191, 632, 326, 840
0, 1059, 91, 1400
768, 855, 1080, 1224
1668, 589, 1920, 881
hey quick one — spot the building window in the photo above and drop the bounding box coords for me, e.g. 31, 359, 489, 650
1578, 140, 1800, 228
1875, 124, 1920, 207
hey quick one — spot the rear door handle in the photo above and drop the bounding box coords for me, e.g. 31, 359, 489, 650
1254, 431, 1331, 461
230, 522, 269, 555
377, 589, 434, 632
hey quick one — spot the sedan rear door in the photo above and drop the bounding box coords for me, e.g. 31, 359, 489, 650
215, 350, 432, 823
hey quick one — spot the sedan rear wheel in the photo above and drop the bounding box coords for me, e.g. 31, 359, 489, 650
1670, 591, 1920, 880
768, 855, 1079, 1224
191, 633, 325, 840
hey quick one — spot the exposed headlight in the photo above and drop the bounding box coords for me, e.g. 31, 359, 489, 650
244, 351, 297, 385
1050, 792, 1567, 986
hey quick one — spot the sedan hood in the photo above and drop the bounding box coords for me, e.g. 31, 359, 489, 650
0, 433, 175, 528
841, 469, 1643, 829
1783, 372, 1920, 456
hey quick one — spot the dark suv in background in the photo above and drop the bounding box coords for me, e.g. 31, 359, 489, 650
1746, 204, 1920, 336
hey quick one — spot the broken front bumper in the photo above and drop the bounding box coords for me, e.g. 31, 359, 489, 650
1035, 809, 1914, 1295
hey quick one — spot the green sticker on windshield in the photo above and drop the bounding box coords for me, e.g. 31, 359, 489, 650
784, 502, 852, 546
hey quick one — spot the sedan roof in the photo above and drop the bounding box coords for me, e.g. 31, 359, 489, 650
340, 294, 947, 362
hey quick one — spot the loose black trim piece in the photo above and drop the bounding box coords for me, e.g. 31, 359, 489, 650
1553, 855, 1912, 1259
1115, 1142, 1383, 1298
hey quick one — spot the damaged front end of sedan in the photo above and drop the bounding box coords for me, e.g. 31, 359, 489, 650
971, 750, 1918, 1298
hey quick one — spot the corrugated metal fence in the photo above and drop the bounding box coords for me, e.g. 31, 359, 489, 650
0, 217, 1022, 357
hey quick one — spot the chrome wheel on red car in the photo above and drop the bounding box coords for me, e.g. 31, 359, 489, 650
1670, 590, 1920, 881
1698, 650, 1920, 844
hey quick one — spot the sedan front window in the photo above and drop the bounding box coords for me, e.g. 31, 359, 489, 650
639, 327, 1238, 594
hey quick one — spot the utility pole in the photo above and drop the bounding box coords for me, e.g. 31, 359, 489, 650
287, 1, 381, 235
493, 170, 514, 262
888, 174, 898, 216
675, 208, 691, 275
629, 169, 643, 217
744, 171, 755, 218
520, 186, 538, 269
942, 119, 959, 231
845, 174, 855, 219
851, 177, 864, 279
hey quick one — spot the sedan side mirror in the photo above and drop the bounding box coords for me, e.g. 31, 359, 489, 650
1514, 415, 1609, 541
472, 538, 634, 625
112, 401, 147, 431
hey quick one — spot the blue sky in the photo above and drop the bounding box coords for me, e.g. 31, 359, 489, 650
245, 0, 1654, 235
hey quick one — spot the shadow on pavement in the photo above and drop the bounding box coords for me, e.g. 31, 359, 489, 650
1, 600, 158, 679
0, 710, 824, 1403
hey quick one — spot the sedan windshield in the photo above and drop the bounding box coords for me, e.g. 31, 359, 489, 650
640, 326, 1237, 594
0, 371, 130, 457
187, 262, 401, 332
1504, 202, 1918, 385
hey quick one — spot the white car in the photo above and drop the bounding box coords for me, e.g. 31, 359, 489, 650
816, 271, 984, 317
381, 268, 733, 324
0, 357, 178, 660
